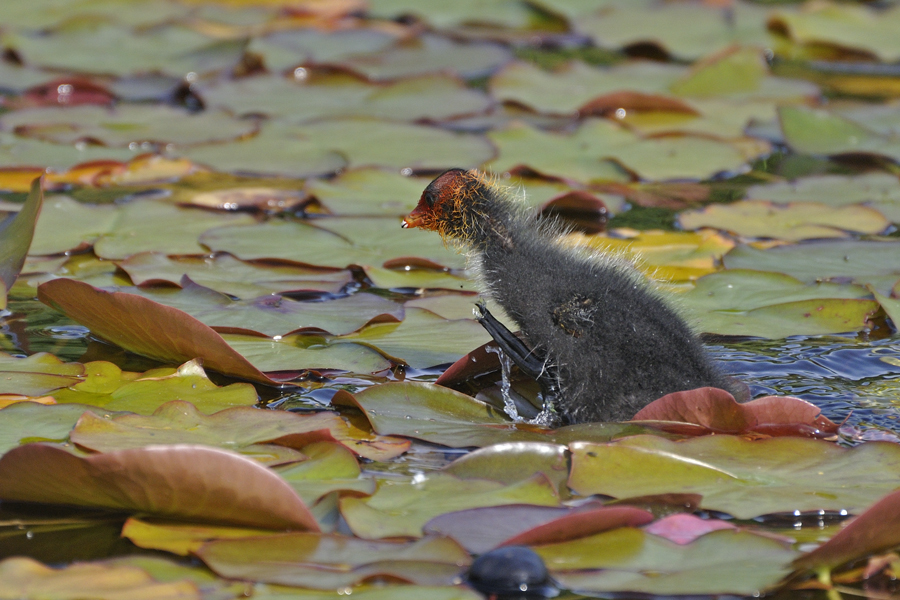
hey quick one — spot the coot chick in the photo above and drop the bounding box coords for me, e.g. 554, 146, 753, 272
402, 168, 739, 425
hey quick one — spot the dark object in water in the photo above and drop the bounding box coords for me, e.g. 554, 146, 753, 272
403, 169, 741, 425
467, 545, 557, 599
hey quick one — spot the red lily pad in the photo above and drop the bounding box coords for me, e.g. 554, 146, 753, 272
37, 278, 280, 385
643, 513, 737, 545
0, 443, 319, 530
631, 387, 838, 438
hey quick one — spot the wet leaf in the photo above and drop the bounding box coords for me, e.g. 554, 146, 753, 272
538, 528, 795, 595
0, 352, 84, 396
0, 177, 42, 306
196, 532, 471, 588
678, 200, 889, 241
569, 435, 900, 519
341, 472, 559, 539
275, 442, 375, 507
0, 443, 319, 530
0, 402, 119, 455
779, 105, 900, 162
0, 557, 199, 600
37, 278, 281, 385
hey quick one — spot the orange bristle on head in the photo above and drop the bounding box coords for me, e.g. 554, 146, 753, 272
402, 169, 486, 242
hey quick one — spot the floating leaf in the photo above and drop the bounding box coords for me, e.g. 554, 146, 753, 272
678, 200, 889, 241
196, 532, 471, 588
569, 435, 900, 519
341, 472, 559, 539
0, 105, 255, 148
30, 195, 118, 256
643, 513, 737, 546
37, 278, 280, 385
222, 334, 393, 376
122, 518, 277, 557
0, 353, 84, 396
779, 105, 900, 162
275, 442, 374, 507
0, 402, 119, 455
305, 168, 429, 216
0, 444, 319, 530
539, 528, 795, 595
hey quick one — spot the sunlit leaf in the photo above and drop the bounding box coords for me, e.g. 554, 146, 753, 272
0, 443, 319, 530
222, 333, 393, 375
275, 442, 375, 506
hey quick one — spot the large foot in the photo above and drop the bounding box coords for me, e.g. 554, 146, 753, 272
474, 302, 562, 416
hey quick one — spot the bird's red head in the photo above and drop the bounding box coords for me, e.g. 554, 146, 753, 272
402, 168, 471, 232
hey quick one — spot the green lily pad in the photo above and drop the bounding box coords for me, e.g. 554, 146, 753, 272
122, 518, 279, 557
340, 308, 489, 368
196, 532, 470, 588
769, 3, 900, 62
38, 278, 281, 385
7, 23, 242, 77
575, 3, 772, 59
746, 173, 900, 224
0, 131, 135, 170
200, 218, 465, 270
0, 177, 42, 305
486, 120, 756, 182
0, 352, 84, 396
248, 28, 395, 73
180, 122, 347, 178
779, 105, 900, 162
367, 0, 535, 29
538, 527, 795, 595
568, 435, 900, 519
339, 33, 512, 80
131, 284, 404, 337
252, 585, 482, 600
199, 73, 490, 122
0, 443, 319, 530
92, 200, 255, 260
222, 333, 392, 375
117, 253, 353, 300
363, 266, 476, 292
341, 472, 559, 539
0, 105, 256, 148
30, 195, 118, 256
0, 402, 118, 455
678, 200, 889, 241
305, 168, 429, 216
722, 240, 900, 293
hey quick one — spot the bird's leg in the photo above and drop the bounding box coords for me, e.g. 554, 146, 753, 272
474, 302, 562, 419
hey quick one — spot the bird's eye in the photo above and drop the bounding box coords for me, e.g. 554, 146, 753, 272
423, 191, 437, 206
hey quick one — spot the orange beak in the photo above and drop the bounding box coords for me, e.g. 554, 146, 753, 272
401, 204, 428, 229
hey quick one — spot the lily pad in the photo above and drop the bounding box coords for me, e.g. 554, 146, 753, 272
779, 105, 900, 162
0, 104, 256, 148
486, 119, 758, 183
275, 442, 375, 507
538, 527, 795, 595
0, 353, 84, 396
122, 518, 278, 557
305, 168, 429, 216
568, 435, 900, 519
93, 200, 255, 260
341, 472, 560, 539
200, 218, 465, 270
0, 443, 319, 530
222, 333, 392, 375
0, 131, 135, 170
30, 195, 118, 256
196, 532, 471, 588
678, 200, 889, 241
0, 402, 119, 455
199, 73, 490, 122
118, 253, 352, 299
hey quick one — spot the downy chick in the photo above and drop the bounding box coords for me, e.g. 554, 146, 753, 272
402, 168, 740, 425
